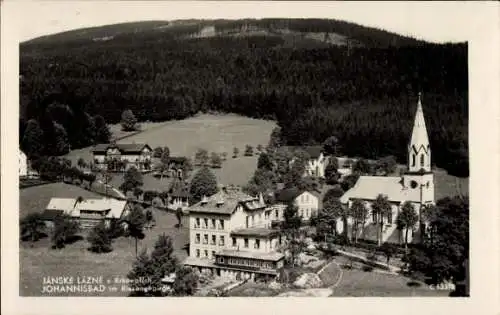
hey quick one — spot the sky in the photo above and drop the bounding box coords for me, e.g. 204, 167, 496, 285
3, 1, 497, 43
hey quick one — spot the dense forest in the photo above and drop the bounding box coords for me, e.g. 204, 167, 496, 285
20, 19, 468, 177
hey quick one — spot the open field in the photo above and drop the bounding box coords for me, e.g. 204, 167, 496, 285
19, 183, 189, 296
65, 114, 276, 187
20, 183, 103, 217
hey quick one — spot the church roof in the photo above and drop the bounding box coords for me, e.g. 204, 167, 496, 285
409, 94, 430, 152
339, 176, 425, 204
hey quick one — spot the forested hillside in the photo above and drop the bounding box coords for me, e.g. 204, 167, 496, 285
19, 19, 468, 177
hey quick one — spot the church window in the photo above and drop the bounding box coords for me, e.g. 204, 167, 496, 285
411, 154, 416, 167
420, 155, 425, 167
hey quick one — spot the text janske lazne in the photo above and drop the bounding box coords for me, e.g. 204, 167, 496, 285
43, 276, 103, 285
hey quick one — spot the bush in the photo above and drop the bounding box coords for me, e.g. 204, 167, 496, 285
244, 145, 254, 156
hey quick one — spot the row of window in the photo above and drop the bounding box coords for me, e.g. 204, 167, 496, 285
195, 248, 215, 259
245, 209, 280, 228
195, 233, 225, 246
217, 256, 276, 270
299, 208, 317, 218
194, 218, 225, 230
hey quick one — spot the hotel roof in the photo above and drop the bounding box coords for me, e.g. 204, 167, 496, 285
188, 189, 264, 215
92, 143, 151, 154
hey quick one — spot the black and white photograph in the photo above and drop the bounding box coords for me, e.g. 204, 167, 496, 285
2, 1, 499, 310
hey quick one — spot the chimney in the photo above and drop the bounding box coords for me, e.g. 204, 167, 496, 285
201, 195, 208, 205
216, 194, 225, 207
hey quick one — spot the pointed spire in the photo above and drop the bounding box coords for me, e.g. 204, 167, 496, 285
410, 92, 430, 148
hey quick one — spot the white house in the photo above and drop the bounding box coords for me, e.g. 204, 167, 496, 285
183, 186, 285, 282
339, 94, 435, 244
289, 146, 329, 178
19, 149, 28, 177
273, 188, 320, 222
42, 197, 131, 230
92, 143, 152, 171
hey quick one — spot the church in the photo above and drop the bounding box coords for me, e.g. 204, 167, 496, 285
339, 94, 435, 245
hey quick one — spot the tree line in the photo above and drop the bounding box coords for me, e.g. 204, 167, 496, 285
20, 24, 468, 177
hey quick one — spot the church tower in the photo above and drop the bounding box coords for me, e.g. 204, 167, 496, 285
403, 93, 435, 205
408, 93, 431, 172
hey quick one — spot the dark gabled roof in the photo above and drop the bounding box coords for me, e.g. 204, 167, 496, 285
41, 209, 64, 221
169, 157, 188, 164
274, 187, 303, 203
302, 146, 323, 159
282, 145, 323, 159
92, 143, 151, 154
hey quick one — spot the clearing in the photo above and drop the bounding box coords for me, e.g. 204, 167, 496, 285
19, 183, 189, 296
65, 114, 277, 187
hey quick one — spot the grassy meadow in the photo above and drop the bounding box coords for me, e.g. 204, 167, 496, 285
19, 184, 189, 296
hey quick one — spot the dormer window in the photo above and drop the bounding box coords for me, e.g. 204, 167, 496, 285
420, 155, 425, 167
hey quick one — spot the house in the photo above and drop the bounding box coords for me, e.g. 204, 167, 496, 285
19, 149, 28, 177
168, 180, 190, 210
273, 188, 320, 222
42, 197, 131, 230
288, 146, 329, 178
92, 143, 152, 171
183, 186, 285, 282
339, 94, 435, 244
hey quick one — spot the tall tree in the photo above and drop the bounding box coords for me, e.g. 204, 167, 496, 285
350, 199, 368, 244
149, 233, 178, 295
127, 249, 155, 296
125, 204, 146, 257
407, 196, 468, 288
257, 152, 274, 171
20, 213, 46, 243
93, 115, 111, 143
322, 135, 340, 156
121, 109, 138, 131
371, 194, 393, 246
87, 221, 113, 253
21, 119, 44, 158
173, 266, 199, 296
189, 167, 218, 204
120, 166, 144, 193
396, 201, 418, 253
51, 214, 80, 249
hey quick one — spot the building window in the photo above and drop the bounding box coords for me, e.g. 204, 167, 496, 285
211, 235, 216, 245
259, 213, 262, 222
196, 249, 200, 257
372, 211, 377, 223
387, 211, 392, 224
203, 234, 208, 244
219, 236, 225, 246
252, 216, 255, 226
232, 237, 237, 247
246, 216, 249, 228
420, 155, 425, 167
195, 218, 200, 228
300, 209, 304, 217
412, 154, 416, 167
204, 250, 208, 258
195, 233, 200, 244
219, 219, 224, 230
244, 238, 249, 248
254, 239, 260, 250
275, 209, 278, 219
211, 219, 216, 229
204, 218, 208, 229
212, 251, 216, 258
279, 235, 282, 245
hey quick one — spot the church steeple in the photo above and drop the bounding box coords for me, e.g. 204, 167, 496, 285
408, 93, 431, 172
